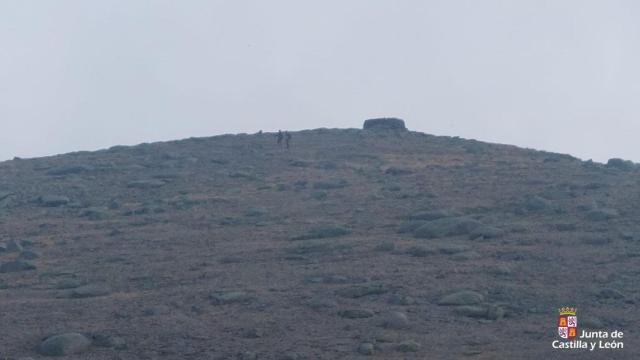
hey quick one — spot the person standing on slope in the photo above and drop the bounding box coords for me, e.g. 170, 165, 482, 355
285, 132, 292, 149
277, 130, 283, 146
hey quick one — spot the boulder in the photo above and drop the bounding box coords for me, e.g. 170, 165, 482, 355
522, 195, 561, 214
6, 239, 23, 253
397, 340, 420, 352
312, 179, 349, 190
37, 333, 92, 356
407, 210, 455, 221
127, 179, 166, 189
363, 118, 407, 131
79, 207, 109, 221
0, 260, 36, 273
338, 309, 374, 319
38, 195, 70, 207
438, 290, 484, 306
290, 226, 350, 240
19, 250, 40, 260
381, 311, 410, 329
59, 284, 111, 298
357, 342, 375, 355
606, 158, 636, 171
336, 284, 388, 298
413, 217, 483, 239
586, 208, 618, 221
209, 291, 254, 305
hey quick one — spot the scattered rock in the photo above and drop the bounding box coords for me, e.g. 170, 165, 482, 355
6, 239, 23, 252
237, 351, 259, 360
210, 291, 254, 305
485, 264, 512, 276
311, 191, 328, 200
90, 333, 126, 349
305, 274, 365, 284
338, 309, 374, 319
521, 195, 561, 214
397, 220, 428, 234
312, 179, 349, 190
468, 225, 504, 240
336, 284, 388, 298
451, 251, 481, 261
46, 165, 94, 176
0, 191, 13, 202
453, 305, 505, 320
143, 305, 172, 316
127, 179, 166, 189
586, 208, 618, 221
388, 294, 417, 306
37, 333, 92, 356
597, 288, 625, 300
581, 235, 611, 245
291, 226, 350, 240
245, 207, 267, 217
54, 279, 84, 290
38, 195, 70, 207
407, 210, 454, 221
397, 340, 420, 352
59, 284, 111, 298
19, 250, 40, 260
124, 205, 166, 216
413, 217, 484, 239
437, 244, 470, 254
357, 342, 375, 355
363, 118, 407, 131
79, 207, 109, 221
381, 311, 410, 329
385, 167, 412, 176
0, 260, 36, 273
306, 297, 338, 310
554, 223, 577, 231
241, 328, 262, 339
288, 159, 310, 168
374, 241, 395, 252
405, 246, 434, 257
438, 290, 484, 306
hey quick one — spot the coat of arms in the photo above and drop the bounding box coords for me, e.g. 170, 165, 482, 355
558, 307, 577, 339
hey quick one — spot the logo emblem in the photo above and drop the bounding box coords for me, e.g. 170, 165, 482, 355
558, 307, 577, 339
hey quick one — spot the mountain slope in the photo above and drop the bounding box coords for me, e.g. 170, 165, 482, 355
0, 127, 638, 359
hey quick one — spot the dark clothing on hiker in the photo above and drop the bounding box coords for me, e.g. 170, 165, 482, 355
277, 130, 283, 145
285, 132, 292, 149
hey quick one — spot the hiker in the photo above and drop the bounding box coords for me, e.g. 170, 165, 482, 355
277, 130, 283, 146
285, 132, 292, 149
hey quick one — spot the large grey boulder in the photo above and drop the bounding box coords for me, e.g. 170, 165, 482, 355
37, 333, 92, 356
363, 118, 407, 131
606, 158, 636, 171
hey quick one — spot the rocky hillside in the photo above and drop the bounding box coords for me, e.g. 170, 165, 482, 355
0, 122, 638, 359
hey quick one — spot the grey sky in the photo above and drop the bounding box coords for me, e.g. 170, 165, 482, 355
1, 0, 639, 162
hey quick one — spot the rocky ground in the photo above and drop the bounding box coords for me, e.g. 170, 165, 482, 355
0, 123, 638, 359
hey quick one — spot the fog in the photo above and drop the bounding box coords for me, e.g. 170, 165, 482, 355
1, 0, 639, 162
